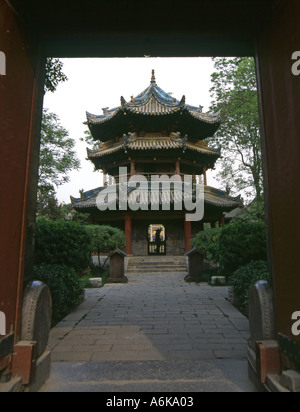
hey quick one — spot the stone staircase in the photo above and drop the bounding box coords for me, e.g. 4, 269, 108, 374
126, 255, 188, 275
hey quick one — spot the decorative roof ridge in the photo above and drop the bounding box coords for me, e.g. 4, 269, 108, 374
70, 186, 103, 204
124, 87, 184, 110
122, 71, 185, 109
86, 147, 94, 157
71, 183, 242, 209
150, 69, 156, 85
86, 108, 120, 124
205, 186, 243, 203
86, 71, 221, 126
86, 135, 221, 159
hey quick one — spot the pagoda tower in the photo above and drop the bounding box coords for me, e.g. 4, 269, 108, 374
71, 71, 241, 256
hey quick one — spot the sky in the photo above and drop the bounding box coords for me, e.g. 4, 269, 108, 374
43, 57, 220, 204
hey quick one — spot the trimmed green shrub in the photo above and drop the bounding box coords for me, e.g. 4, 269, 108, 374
192, 227, 222, 263
34, 218, 92, 272
86, 225, 125, 270
230, 260, 271, 316
217, 221, 267, 277
34, 264, 84, 325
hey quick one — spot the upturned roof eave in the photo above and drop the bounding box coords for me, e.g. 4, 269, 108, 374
85, 71, 221, 141
70, 184, 242, 211
87, 146, 221, 160
86, 106, 220, 126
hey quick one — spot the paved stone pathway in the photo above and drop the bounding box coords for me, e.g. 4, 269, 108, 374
42, 272, 256, 392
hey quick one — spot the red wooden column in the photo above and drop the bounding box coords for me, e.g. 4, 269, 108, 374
256, 0, 300, 348
203, 166, 207, 186
0, 0, 43, 344
184, 220, 192, 253
125, 215, 132, 255
220, 217, 225, 228
130, 159, 136, 177
175, 160, 181, 175
102, 169, 107, 186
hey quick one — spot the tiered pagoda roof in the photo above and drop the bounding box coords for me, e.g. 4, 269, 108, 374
87, 133, 220, 158
86, 70, 221, 141
71, 184, 241, 213
72, 71, 242, 217
87, 132, 221, 171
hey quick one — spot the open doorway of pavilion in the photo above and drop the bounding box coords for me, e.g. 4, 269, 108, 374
147, 224, 166, 256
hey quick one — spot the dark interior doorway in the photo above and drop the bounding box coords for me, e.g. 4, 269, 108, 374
148, 224, 166, 255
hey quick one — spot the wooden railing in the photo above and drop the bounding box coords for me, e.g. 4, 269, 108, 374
106, 173, 189, 185
148, 240, 167, 256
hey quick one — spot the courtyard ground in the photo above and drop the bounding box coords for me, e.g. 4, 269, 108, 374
41, 272, 256, 392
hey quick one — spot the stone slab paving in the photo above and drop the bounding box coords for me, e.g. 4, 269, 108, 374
48, 272, 249, 362
43, 272, 255, 392
41, 359, 254, 392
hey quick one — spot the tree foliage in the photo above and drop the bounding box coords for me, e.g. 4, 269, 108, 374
44, 58, 68, 93
209, 57, 263, 202
38, 109, 80, 191
86, 225, 126, 270
61, 203, 90, 225
80, 128, 98, 150
232, 196, 265, 223
192, 227, 222, 262
217, 221, 268, 277
36, 185, 64, 221
37, 58, 79, 220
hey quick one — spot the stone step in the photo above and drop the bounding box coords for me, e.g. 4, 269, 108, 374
41, 360, 256, 392
127, 268, 188, 273
127, 263, 187, 268
127, 268, 187, 272
127, 256, 186, 261
128, 266, 187, 270
127, 269, 188, 274
128, 261, 186, 266
126, 256, 187, 274
128, 261, 187, 266
128, 260, 186, 266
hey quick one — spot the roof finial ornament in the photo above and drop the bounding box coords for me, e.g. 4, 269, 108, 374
151, 69, 156, 85
121, 96, 126, 107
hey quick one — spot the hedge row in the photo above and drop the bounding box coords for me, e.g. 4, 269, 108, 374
33, 219, 125, 325
192, 221, 270, 315
192, 221, 268, 277
33, 264, 84, 325
34, 218, 92, 272
229, 260, 271, 316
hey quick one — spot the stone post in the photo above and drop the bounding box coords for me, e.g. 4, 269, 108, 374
125, 215, 132, 255
184, 220, 192, 253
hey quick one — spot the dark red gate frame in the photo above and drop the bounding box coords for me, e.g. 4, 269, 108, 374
0, 0, 299, 387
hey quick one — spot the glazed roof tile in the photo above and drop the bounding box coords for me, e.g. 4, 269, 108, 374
71, 184, 241, 211
86, 70, 221, 126
87, 134, 221, 159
